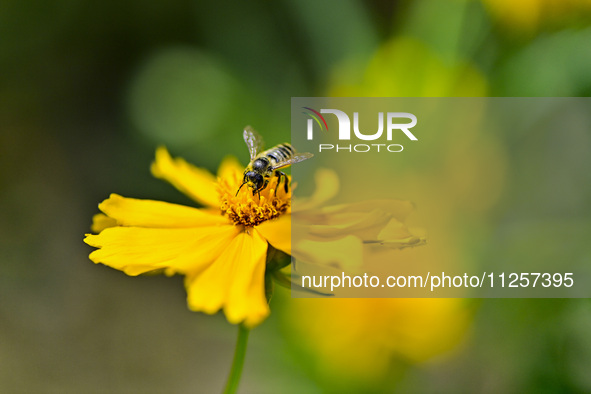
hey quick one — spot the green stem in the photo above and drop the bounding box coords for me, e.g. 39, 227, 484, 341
223, 324, 250, 394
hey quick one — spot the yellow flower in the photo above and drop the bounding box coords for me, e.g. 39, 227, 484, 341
283, 297, 470, 391
84, 147, 292, 328
481, 0, 591, 35
329, 37, 487, 97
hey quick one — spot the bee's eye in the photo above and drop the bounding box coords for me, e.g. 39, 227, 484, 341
246, 172, 264, 188
253, 173, 264, 186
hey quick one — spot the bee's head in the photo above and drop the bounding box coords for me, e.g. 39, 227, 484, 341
245, 171, 264, 191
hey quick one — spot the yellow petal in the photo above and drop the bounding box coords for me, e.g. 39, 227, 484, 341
375, 219, 427, 249
150, 146, 219, 208
168, 226, 242, 274
321, 200, 414, 222
292, 168, 340, 211
98, 193, 228, 228
303, 209, 390, 240
84, 224, 238, 276
294, 199, 416, 242
256, 214, 291, 255
91, 213, 118, 233
294, 235, 363, 270
185, 229, 269, 328
217, 155, 244, 181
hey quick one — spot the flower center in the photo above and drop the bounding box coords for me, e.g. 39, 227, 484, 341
218, 174, 291, 227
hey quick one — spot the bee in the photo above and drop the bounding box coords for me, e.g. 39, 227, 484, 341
237, 126, 313, 197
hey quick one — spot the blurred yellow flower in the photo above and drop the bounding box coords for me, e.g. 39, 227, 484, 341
287, 298, 470, 388
330, 37, 487, 97
85, 147, 293, 328
481, 0, 591, 34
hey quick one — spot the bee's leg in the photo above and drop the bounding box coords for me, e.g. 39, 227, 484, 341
275, 170, 289, 193
261, 179, 270, 193
274, 170, 282, 189
284, 173, 289, 193
255, 180, 269, 200
281, 171, 289, 193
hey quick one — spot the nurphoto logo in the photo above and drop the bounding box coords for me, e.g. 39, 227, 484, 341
303, 107, 418, 153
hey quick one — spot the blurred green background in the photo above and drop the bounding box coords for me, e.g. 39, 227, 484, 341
1, 0, 591, 392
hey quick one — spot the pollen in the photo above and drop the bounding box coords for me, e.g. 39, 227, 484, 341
218, 175, 291, 227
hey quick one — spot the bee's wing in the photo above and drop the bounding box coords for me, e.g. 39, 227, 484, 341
243, 126, 264, 160
271, 152, 314, 170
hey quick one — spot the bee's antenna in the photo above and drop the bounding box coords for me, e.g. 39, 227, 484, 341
236, 182, 247, 196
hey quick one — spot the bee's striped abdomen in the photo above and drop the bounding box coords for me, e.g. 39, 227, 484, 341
265, 143, 294, 166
